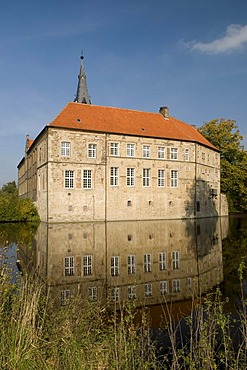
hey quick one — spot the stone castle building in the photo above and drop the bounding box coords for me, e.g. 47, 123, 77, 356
17, 56, 228, 223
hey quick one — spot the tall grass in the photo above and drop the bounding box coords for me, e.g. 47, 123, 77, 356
1, 270, 247, 369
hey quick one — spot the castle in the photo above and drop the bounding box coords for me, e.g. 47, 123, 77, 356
17, 55, 228, 222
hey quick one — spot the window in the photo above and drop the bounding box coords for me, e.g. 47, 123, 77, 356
128, 286, 136, 300
158, 169, 165, 187
144, 283, 152, 297
60, 289, 70, 306
143, 145, 150, 158
185, 148, 189, 161
144, 254, 152, 272
127, 168, 135, 186
83, 255, 92, 276
64, 170, 74, 189
202, 152, 205, 161
111, 287, 120, 301
143, 168, 151, 187
65, 256, 74, 276
111, 256, 119, 276
171, 148, 178, 160
172, 251, 180, 269
127, 255, 136, 275
171, 170, 178, 188
61, 142, 71, 157
158, 146, 165, 159
88, 143, 97, 158
172, 279, 181, 293
127, 143, 135, 157
83, 170, 92, 189
159, 252, 167, 271
88, 287, 97, 300
110, 167, 119, 186
160, 281, 168, 295
188, 278, 192, 290
110, 142, 119, 156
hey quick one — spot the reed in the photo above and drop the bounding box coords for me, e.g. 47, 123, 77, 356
1, 269, 247, 369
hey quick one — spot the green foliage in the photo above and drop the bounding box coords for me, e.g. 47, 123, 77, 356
0, 182, 39, 222
198, 119, 247, 212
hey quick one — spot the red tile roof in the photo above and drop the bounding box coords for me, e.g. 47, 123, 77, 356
49, 102, 218, 150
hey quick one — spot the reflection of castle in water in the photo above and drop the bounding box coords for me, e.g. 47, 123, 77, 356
19, 218, 228, 307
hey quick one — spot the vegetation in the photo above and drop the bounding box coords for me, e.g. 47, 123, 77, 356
198, 119, 247, 212
0, 181, 39, 222
0, 268, 247, 369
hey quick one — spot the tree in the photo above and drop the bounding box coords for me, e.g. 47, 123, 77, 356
0, 181, 18, 197
198, 119, 247, 212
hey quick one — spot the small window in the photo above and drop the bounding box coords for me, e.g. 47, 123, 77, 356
83, 170, 92, 189
127, 200, 132, 207
61, 289, 70, 306
83, 255, 92, 276
127, 255, 136, 275
144, 254, 152, 272
144, 283, 152, 297
158, 169, 165, 187
172, 279, 181, 293
158, 146, 165, 159
64, 170, 74, 189
172, 251, 180, 269
185, 148, 189, 161
110, 142, 119, 156
111, 287, 120, 301
127, 143, 135, 157
88, 143, 97, 158
160, 281, 168, 295
171, 170, 178, 188
61, 142, 71, 157
171, 148, 178, 160
110, 167, 119, 186
127, 168, 135, 186
159, 252, 167, 271
143, 145, 150, 158
143, 168, 151, 187
128, 285, 136, 300
111, 256, 119, 276
88, 286, 97, 300
65, 256, 74, 276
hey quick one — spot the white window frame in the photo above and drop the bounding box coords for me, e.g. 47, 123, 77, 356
171, 148, 178, 160
172, 251, 180, 269
144, 253, 152, 272
88, 143, 97, 158
83, 170, 92, 189
171, 170, 178, 188
143, 145, 150, 158
111, 256, 119, 276
185, 148, 189, 161
127, 255, 136, 275
158, 169, 165, 187
111, 287, 120, 301
127, 168, 135, 187
172, 279, 181, 293
61, 142, 71, 157
144, 283, 152, 297
159, 252, 167, 271
64, 256, 74, 276
128, 285, 136, 300
60, 289, 70, 306
158, 146, 165, 159
64, 170, 74, 189
88, 286, 97, 300
83, 255, 92, 276
160, 281, 168, 295
143, 168, 151, 187
110, 167, 119, 186
110, 142, 119, 156
127, 143, 135, 157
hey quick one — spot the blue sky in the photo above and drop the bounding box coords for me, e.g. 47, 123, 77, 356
1, 0, 247, 187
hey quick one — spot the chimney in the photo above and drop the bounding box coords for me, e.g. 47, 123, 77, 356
159, 106, 169, 119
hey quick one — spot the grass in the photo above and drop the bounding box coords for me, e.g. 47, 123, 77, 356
1, 266, 247, 369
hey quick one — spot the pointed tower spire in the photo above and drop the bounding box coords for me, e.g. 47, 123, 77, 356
74, 52, 91, 104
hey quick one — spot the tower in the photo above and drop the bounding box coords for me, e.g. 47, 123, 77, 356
74, 52, 91, 104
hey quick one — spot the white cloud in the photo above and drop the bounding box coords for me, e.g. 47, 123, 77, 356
184, 24, 247, 54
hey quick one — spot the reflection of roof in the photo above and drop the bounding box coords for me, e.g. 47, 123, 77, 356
49, 102, 218, 150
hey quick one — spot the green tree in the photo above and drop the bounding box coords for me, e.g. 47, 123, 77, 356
0, 181, 18, 197
198, 119, 247, 212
